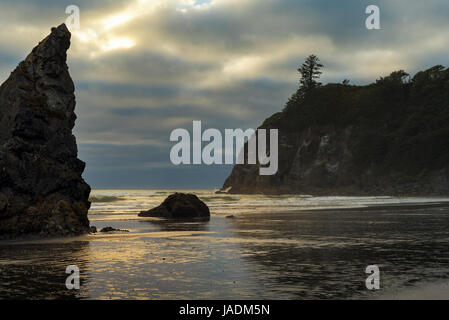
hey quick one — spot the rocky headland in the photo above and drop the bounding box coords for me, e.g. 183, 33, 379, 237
221, 66, 449, 196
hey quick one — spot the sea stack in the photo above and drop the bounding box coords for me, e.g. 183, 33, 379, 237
139, 193, 210, 220
0, 24, 91, 237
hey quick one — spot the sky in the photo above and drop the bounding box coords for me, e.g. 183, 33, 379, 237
1, 0, 448, 189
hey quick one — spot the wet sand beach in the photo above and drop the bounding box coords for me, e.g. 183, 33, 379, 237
1, 191, 449, 299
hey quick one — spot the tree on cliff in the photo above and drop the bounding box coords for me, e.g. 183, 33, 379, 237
298, 54, 323, 92
223, 64, 449, 195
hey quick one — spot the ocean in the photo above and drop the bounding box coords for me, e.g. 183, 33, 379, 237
1, 189, 449, 299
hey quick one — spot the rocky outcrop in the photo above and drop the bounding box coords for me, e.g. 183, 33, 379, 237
222, 125, 438, 195
221, 67, 449, 196
0, 24, 91, 238
139, 193, 210, 220
100, 226, 129, 233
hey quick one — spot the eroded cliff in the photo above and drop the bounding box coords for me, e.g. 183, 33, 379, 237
222, 67, 449, 195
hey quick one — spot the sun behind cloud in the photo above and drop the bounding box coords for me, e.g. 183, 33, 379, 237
103, 13, 133, 30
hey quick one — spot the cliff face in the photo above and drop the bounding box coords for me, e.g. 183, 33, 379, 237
222, 67, 449, 195
0, 24, 91, 237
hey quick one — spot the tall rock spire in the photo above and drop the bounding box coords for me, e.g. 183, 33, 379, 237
0, 24, 91, 237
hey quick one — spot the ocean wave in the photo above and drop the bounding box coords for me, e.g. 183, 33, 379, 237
200, 196, 241, 202
89, 195, 124, 203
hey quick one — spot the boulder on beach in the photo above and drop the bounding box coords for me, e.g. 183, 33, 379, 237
100, 226, 129, 233
0, 24, 91, 238
138, 193, 210, 220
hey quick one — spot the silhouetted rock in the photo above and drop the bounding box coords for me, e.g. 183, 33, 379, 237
0, 24, 91, 238
221, 66, 449, 196
139, 193, 210, 220
100, 226, 129, 233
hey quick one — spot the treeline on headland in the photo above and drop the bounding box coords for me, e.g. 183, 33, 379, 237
222, 56, 449, 195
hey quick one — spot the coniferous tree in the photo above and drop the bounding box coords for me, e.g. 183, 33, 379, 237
298, 55, 323, 92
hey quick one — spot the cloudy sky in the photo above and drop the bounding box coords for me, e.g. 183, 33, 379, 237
1, 0, 448, 189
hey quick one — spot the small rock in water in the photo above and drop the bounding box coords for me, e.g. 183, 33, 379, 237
226, 215, 235, 219
100, 226, 129, 233
90, 226, 97, 233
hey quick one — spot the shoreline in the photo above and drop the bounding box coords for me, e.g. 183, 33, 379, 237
3, 198, 449, 243
290, 199, 449, 213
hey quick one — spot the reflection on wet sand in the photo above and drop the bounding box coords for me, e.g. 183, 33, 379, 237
141, 218, 211, 232
228, 204, 449, 299
1, 200, 449, 299
0, 241, 91, 299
